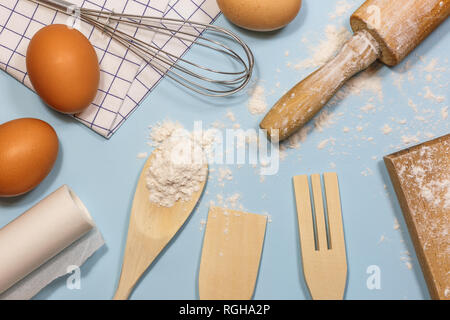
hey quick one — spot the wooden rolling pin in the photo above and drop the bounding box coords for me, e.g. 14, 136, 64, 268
260, 0, 450, 141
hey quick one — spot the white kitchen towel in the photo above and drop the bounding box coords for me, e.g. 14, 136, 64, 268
0, 0, 220, 138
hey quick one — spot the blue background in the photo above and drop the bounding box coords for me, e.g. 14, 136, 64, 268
0, 0, 449, 299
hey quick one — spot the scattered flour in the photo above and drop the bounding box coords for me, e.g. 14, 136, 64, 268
294, 25, 352, 70
136, 152, 148, 159
361, 168, 373, 176
442, 106, 449, 120
400, 253, 413, 270
212, 193, 244, 210
408, 98, 418, 113
211, 120, 225, 129
423, 58, 439, 73
218, 167, 233, 184
333, 65, 384, 102
329, 0, 355, 19
247, 84, 267, 115
199, 218, 207, 231
361, 103, 376, 113
285, 126, 311, 149
381, 124, 392, 135
393, 73, 404, 91
401, 135, 420, 145
423, 86, 445, 103
393, 218, 400, 230
226, 110, 236, 122
317, 137, 336, 150
407, 71, 415, 82
314, 109, 336, 132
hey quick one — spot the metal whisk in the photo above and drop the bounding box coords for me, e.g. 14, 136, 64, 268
28, 0, 254, 97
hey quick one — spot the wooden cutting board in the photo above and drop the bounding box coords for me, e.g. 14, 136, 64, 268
384, 134, 449, 300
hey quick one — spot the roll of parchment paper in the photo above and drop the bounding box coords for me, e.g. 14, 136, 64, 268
0, 185, 95, 294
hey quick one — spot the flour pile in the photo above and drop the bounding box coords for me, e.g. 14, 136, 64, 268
146, 121, 214, 207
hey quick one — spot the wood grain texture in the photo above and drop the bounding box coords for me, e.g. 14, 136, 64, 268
293, 173, 347, 300
199, 207, 267, 300
384, 134, 449, 300
351, 0, 450, 66
114, 152, 207, 300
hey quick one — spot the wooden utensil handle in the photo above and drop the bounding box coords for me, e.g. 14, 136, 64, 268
113, 236, 163, 300
113, 283, 133, 300
260, 30, 380, 141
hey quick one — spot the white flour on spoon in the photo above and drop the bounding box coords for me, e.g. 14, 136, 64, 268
145, 121, 214, 207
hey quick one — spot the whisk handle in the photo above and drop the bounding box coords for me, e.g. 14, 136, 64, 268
33, 0, 77, 13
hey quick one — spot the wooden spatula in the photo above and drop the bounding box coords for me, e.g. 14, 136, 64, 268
198, 207, 267, 300
293, 173, 347, 300
114, 152, 207, 300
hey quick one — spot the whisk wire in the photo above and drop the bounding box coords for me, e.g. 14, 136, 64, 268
86, 10, 250, 76
87, 17, 243, 95
101, 17, 248, 79
84, 15, 246, 93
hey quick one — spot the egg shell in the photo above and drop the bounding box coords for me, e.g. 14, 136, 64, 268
0, 118, 59, 197
26, 24, 100, 114
217, 0, 302, 32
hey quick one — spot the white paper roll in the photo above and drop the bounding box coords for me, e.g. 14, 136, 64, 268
0, 185, 95, 294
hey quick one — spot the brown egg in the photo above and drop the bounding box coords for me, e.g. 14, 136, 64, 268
0, 118, 59, 197
26, 24, 100, 114
217, 0, 302, 31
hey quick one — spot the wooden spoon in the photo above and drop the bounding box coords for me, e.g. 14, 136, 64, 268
114, 152, 208, 300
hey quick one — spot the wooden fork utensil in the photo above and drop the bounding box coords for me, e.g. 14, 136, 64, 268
293, 172, 347, 300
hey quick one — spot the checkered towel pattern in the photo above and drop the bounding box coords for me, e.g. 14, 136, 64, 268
0, 0, 220, 138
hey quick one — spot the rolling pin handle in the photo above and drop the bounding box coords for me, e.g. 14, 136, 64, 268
260, 30, 381, 142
